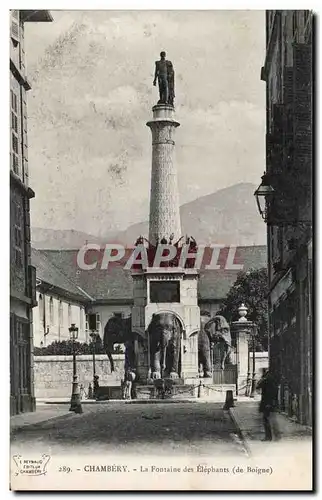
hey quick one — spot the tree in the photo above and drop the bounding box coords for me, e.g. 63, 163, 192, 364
217, 268, 269, 351
34, 337, 125, 356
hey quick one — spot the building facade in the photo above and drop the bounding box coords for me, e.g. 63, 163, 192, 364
260, 11, 312, 425
10, 10, 53, 415
31, 248, 89, 347
33, 293, 88, 348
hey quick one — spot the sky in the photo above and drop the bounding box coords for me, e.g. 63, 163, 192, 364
25, 10, 266, 237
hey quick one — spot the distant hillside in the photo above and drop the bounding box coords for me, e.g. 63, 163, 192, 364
31, 183, 266, 249
112, 183, 266, 246
31, 228, 109, 250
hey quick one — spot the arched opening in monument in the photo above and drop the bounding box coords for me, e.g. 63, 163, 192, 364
103, 314, 134, 374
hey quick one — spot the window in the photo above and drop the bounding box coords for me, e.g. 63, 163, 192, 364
49, 297, 54, 325
113, 312, 123, 319
10, 10, 19, 45
39, 294, 44, 328
13, 199, 23, 267
16, 318, 30, 392
80, 308, 84, 334
10, 89, 20, 175
292, 11, 298, 40
85, 313, 101, 334
304, 10, 310, 25
96, 314, 101, 334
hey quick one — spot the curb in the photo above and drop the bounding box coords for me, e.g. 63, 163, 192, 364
227, 407, 252, 457
10, 411, 76, 433
40, 398, 222, 405
277, 412, 313, 434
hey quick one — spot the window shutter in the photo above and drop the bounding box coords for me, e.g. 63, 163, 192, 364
272, 103, 284, 139
266, 133, 274, 170
22, 95, 29, 185
283, 67, 294, 106
10, 88, 20, 176
293, 43, 312, 176
283, 67, 294, 173
268, 103, 297, 225
293, 43, 312, 221
10, 10, 20, 45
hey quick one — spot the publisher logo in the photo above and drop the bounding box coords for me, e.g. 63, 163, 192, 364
13, 455, 51, 477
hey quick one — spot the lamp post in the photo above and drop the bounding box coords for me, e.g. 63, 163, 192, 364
254, 172, 275, 223
254, 171, 311, 228
89, 331, 97, 398
250, 324, 257, 398
69, 323, 83, 413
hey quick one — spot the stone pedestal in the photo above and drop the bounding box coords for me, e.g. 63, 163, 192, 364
132, 267, 200, 382
135, 380, 236, 401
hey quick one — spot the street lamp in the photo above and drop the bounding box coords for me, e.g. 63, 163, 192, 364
254, 172, 275, 223
69, 323, 83, 413
89, 331, 98, 398
254, 172, 312, 228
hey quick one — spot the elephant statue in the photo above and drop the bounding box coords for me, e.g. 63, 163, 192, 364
198, 311, 213, 378
205, 314, 232, 370
148, 312, 182, 379
103, 315, 137, 375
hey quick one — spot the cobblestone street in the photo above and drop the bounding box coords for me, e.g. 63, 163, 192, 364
11, 402, 246, 457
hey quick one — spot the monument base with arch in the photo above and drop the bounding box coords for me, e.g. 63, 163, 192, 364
130, 267, 237, 401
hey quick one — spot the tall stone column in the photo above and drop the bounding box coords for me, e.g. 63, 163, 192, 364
147, 104, 181, 245
132, 101, 200, 387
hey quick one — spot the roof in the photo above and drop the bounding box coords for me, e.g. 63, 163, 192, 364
31, 248, 89, 303
39, 249, 134, 302
38, 245, 267, 303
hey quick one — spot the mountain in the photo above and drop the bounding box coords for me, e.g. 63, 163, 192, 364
31, 183, 266, 249
31, 228, 109, 250
112, 183, 266, 246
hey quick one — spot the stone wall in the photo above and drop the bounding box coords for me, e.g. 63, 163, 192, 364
34, 354, 125, 399
34, 351, 268, 399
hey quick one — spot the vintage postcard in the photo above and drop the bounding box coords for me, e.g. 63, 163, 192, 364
9, 8, 313, 491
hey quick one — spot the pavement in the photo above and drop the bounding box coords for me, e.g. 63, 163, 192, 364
229, 401, 312, 457
10, 401, 313, 491
10, 399, 312, 457
11, 402, 246, 457
10, 404, 73, 431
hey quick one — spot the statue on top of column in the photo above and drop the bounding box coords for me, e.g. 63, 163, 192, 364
153, 51, 175, 106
